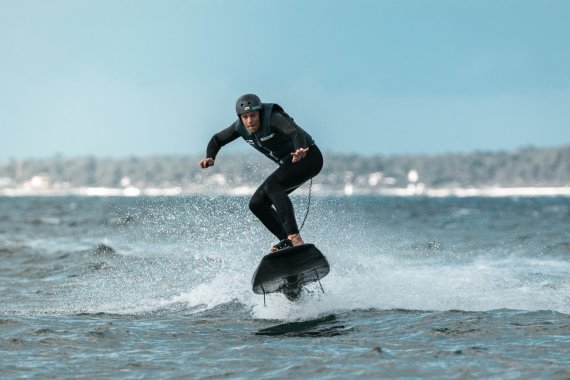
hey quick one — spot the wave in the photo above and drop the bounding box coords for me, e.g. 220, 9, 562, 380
5, 241, 570, 321
43, 246, 568, 320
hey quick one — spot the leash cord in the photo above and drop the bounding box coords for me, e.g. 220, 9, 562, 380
298, 178, 312, 232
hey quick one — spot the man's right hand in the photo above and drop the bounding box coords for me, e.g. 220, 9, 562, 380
199, 158, 215, 169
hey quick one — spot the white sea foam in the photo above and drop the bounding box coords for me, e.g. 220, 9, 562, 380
69, 240, 569, 318
136, 247, 570, 321
5, 196, 567, 320
246, 253, 570, 320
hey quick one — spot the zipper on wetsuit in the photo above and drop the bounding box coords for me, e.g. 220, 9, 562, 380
253, 133, 280, 163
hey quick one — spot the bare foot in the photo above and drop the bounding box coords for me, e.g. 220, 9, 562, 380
271, 239, 292, 253
288, 233, 304, 246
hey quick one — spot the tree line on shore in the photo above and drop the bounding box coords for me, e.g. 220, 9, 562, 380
0, 145, 568, 190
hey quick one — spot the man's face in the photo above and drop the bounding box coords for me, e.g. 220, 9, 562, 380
241, 111, 260, 133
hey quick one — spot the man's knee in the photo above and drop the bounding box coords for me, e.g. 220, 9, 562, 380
249, 190, 266, 213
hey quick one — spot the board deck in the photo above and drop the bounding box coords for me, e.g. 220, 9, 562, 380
251, 244, 330, 299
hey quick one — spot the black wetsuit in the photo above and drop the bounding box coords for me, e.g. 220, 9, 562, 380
205, 103, 323, 240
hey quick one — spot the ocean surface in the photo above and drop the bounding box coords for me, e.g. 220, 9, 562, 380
1, 195, 569, 379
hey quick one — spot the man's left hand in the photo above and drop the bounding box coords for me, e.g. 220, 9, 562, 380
291, 147, 309, 163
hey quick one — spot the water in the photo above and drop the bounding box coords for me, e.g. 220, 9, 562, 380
1, 195, 569, 379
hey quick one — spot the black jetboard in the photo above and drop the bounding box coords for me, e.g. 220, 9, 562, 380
251, 244, 330, 301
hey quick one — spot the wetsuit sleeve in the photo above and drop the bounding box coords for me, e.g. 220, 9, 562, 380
206, 124, 240, 159
270, 111, 307, 150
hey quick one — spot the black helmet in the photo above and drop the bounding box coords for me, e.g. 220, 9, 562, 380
235, 94, 262, 116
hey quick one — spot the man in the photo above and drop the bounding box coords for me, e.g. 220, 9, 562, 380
199, 94, 323, 252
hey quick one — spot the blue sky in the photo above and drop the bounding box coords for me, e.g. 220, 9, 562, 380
1, 0, 569, 161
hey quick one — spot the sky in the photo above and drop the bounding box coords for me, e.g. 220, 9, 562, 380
1, 0, 569, 161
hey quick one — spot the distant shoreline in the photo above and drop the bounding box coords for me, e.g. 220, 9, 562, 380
2, 146, 568, 196
2, 186, 569, 198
